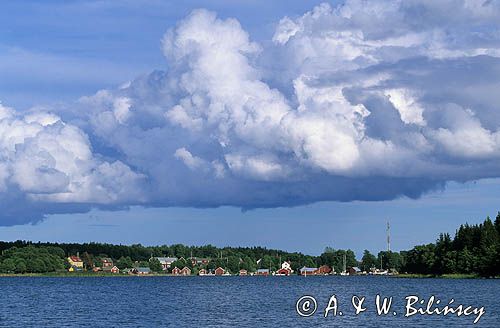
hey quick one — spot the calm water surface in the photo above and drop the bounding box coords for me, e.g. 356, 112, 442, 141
0, 276, 498, 327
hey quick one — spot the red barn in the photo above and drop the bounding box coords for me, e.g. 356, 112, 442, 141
214, 267, 225, 276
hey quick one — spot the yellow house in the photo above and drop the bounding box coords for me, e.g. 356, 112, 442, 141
68, 256, 84, 271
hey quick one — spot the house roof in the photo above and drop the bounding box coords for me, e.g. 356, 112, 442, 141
181, 267, 191, 271
300, 267, 318, 272
136, 267, 151, 273
257, 269, 269, 273
155, 257, 178, 264
69, 256, 82, 262
352, 267, 361, 272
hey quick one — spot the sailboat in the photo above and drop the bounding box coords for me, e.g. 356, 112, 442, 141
340, 253, 349, 276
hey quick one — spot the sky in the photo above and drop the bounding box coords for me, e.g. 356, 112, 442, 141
1, 0, 500, 257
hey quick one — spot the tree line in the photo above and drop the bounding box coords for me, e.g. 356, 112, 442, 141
0, 213, 498, 276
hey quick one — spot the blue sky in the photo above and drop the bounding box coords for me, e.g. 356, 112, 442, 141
1, 0, 500, 257
0, 0, 329, 109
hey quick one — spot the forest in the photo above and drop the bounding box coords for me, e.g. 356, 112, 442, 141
0, 213, 498, 276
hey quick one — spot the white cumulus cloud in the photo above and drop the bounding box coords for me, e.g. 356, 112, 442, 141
2, 1, 500, 224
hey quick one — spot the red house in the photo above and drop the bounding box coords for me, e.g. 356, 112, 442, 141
276, 261, 293, 275
318, 265, 332, 275
255, 269, 270, 276
171, 267, 181, 275
180, 267, 191, 276
276, 268, 291, 276
214, 267, 225, 276
104, 265, 120, 274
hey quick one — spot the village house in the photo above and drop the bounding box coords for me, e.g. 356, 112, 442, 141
347, 267, 361, 275
299, 267, 318, 276
214, 267, 225, 276
67, 255, 83, 271
154, 257, 178, 271
239, 269, 248, 276
101, 258, 113, 268
132, 267, 151, 275
189, 257, 210, 266
318, 265, 332, 275
180, 267, 191, 276
276, 261, 293, 276
103, 265, 120, 274
171, 267, 181, 275
256, 269, 270, 276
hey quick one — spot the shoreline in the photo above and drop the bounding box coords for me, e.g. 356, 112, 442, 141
0, 273, 496, 279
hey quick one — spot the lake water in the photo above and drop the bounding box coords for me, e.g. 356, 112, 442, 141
0, 276, 498, 327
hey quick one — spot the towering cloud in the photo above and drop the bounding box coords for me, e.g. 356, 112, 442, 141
2, 0, 500, 225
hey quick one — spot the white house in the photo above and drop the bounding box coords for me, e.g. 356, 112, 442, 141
281, 261, 293, 273
154, 257, 178, 271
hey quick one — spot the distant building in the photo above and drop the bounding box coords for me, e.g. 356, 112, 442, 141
318, 265, 332, 275
214, 267, 226, 276
67, 256, 83, 271
276, 261, 293, 276
103, 265, 120, 274
189, 257, 210, 266
132, 267, 151, 275
347, 267, 361, 275
171, 267, 181, 275
154, 257, 178, 271
101, 258, 113, 268
256, 269, 270, 276
198, 268, 208, 276
239, 269, 248, 276
180, 267, 191, 276
299, 267, 318, 276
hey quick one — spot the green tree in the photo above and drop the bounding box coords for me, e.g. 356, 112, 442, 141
116, 256, 133, 270
149, 258, 163, 273
0, 258, 16, 273
14, 258, 27, 273
360, 250, 377, 272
